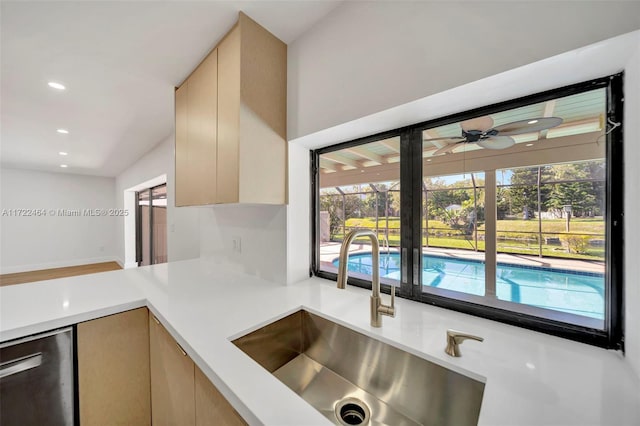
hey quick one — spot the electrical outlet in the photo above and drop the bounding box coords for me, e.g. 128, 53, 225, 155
232, 237, 241, 253
99, 246, 104, 252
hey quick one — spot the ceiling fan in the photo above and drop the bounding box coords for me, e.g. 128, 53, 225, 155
424, 116, 563, 156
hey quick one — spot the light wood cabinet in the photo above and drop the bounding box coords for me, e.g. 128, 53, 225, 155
77, 308, 245, 425
149, 314, 246, 426
77, 308, 151, 426
195, 366, 246, 426
175, 49, 218, 206
149, 315, 196, 425
175, 12, 287, 206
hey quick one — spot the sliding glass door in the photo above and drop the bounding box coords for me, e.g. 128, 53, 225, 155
136, 184, 167, 266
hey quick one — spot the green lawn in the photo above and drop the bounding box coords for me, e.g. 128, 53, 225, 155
333, 217, 605, 260
343, 217, 604, 234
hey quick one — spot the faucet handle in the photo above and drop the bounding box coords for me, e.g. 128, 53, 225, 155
445, 329, 484, 357
378, 287, 396, 317
387, 286, 396, 317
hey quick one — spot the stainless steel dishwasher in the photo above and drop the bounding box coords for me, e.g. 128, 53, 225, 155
0, 327, 75, 426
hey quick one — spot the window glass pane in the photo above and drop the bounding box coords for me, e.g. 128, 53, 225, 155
491, 88, 607, 328
319, 136, 401, 288
421, 144, 486, 297
138, 189, 151, 266
496, 160, 606, 325
418, 86, 607, 328
151, 185, 167, 264
315, 79, 620, 346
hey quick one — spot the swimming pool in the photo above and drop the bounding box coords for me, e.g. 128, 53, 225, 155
332, 252, 604, 320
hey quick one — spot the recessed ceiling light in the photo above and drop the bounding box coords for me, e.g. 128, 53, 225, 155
48, 82, 66, 90
59, 151, 68, 156
57, 129, 69, 134
526, 143, 534, 147
60, 164, 68, 168
527, 120, 539, 124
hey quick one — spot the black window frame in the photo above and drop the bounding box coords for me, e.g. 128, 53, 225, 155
311, 74, 624, 350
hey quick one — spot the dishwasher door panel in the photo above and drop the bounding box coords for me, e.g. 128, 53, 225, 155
0, 328, 75, 426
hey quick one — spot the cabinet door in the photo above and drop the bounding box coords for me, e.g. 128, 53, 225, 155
187, 49, 218, 205
195, 367, 246, 426
77, 308, 151, 425
216, 26, 241, 204
150, 315, 195, 425
175, 83, 194, 206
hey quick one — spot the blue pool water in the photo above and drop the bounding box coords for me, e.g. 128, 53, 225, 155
332, 253, 604, 320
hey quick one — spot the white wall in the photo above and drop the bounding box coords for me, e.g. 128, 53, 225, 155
0, 168, 117, 273
199, 204, 287, 285
623, 43, 640, 379
288, 1, 640, 140
287, 2, 640, 377
286, 141, 311, 284
115, 134, 288, 284
115, 134, 199, 267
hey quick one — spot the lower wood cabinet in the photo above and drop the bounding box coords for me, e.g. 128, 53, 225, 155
195, 366, 246, 426
77, 308, 247, 426
149, 314, 196, 425
77, 307, 151, 425
149, 314, 246, 426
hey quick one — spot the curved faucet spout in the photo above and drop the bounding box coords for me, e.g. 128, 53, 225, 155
336, 229, 395, 327
337, 230, 379, 291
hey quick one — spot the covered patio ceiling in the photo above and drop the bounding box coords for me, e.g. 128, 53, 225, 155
319, 88, 606, 188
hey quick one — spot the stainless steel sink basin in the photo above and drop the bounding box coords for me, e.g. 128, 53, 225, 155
232, 310, 485, 426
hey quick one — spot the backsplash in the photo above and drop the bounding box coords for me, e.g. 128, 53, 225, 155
199, 204, 287, 284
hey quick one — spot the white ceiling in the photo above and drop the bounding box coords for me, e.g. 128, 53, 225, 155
0, 0, 341, 177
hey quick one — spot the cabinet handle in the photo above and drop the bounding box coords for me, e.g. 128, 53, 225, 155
175, 342, 187, 357
153, 315, 186, 356
0, 353, 43, 379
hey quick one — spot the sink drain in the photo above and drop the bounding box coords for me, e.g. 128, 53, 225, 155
335, 398, 371, 426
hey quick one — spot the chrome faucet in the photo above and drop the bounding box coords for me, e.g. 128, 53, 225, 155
337, 229, 395, 327
444, 329, 484, 357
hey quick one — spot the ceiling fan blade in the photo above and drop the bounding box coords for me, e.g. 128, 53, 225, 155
433, 142, 460, 156
493, 117, 563, 136
477, 136, 515, 150
461, 116, 494, 132
423, 136, 465, 142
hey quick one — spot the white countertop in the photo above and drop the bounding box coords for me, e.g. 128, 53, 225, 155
1, 259, 639, 425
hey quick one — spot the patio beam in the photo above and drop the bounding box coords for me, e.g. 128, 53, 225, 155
323, 152, 362, 169
379, 138, 400, 153
345, 146, 385, 165
539, 99, 557, 139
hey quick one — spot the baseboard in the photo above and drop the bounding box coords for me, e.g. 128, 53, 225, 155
123, 261, 138, 269
0, 256, 120, 275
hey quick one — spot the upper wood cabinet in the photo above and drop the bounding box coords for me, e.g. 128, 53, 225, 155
175, 50, 218, 206
175, 12, 287, 206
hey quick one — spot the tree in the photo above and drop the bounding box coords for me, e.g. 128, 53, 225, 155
319, 186, 372, 240
544, 162, 601, 217
319, 192, 342, 239
507, 167, 548, 219
424, 176, 484, 229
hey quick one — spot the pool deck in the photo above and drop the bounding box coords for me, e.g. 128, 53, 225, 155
319, 242, 605, 274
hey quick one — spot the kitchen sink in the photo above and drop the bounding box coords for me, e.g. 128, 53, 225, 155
232, 310, 485, 426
